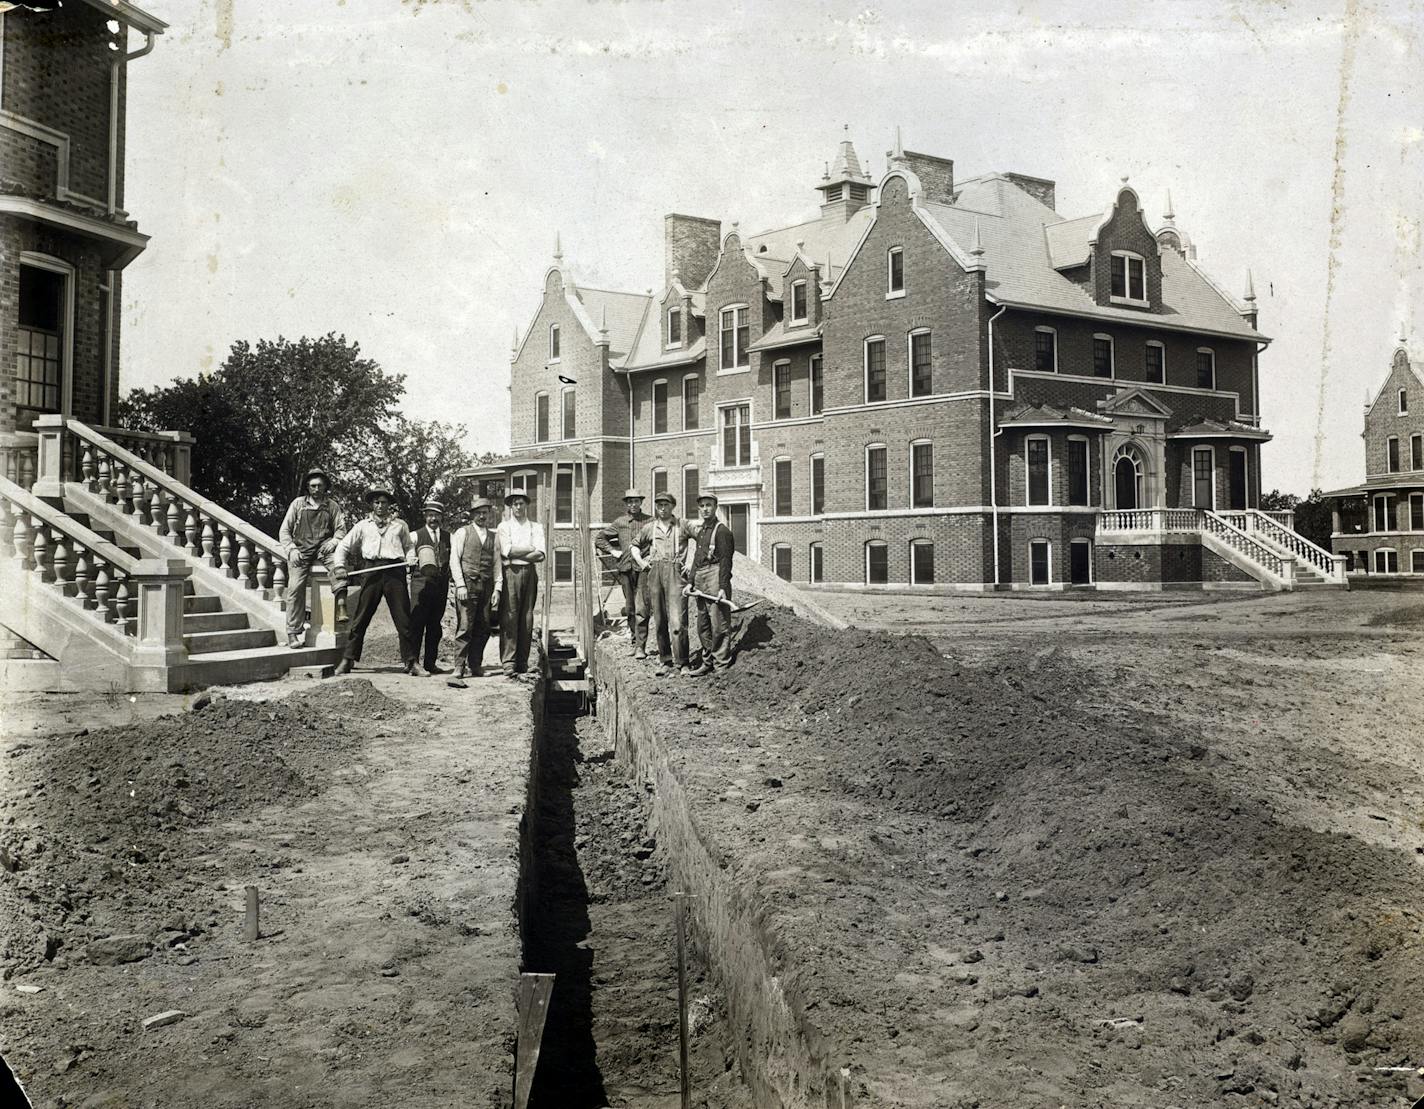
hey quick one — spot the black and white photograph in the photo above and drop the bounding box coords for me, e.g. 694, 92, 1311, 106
2, 0, 1423, 1105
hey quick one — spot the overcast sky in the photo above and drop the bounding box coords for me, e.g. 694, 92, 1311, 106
120, 0, 1423, 493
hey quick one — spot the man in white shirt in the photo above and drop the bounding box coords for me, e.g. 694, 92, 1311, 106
495, 490, 545, 677
409, 499, 452, 674
331, 487, 422, 676
451, 496, 499, 678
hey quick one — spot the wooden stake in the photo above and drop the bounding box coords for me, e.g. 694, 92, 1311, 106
512, 972, 555, 1109
674, 891, 691, 1109
243, 886, 259, 941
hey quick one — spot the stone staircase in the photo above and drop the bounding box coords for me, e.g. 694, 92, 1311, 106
1217, 510, 1348, 590
0, 416, 344, 692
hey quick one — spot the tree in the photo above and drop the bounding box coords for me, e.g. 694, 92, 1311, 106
1260, 488, 1332, 550
342, 417, 485, 524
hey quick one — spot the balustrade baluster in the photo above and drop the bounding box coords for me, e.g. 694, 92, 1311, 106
218, 527, 234, 576
52, 535, 73, 595
257, 549, 273, 590
80, 443, 97, 491
12, 511, 31, 568
0, 498, 13, 558
273, 558, 287, 595
185, 508, 201, 557
201, 519, 216, 566
75, 550, 93, 609
131, 470, 149, 525
30, 516, 51, 581
96, 454, 114, 503
237, 538, 253, 588
95, 565, 114, 623
166, 496, 183, 544
150, 487, 167, 537
116, 578, 135, 630
115, 464, 131, 517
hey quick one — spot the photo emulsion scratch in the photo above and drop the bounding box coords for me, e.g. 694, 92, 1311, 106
1, 2, 1423, 1107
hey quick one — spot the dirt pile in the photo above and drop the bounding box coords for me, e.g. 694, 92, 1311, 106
633, 607, 1424, 1107
0, 682, 399, 980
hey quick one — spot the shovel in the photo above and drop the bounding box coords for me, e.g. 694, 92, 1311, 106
342, 561, 410, 579
686, 587, 761, 614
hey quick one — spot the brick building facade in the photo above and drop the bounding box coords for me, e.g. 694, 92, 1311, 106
1, 0, 164, 477
483, 133, 1279, 590
1324, 342, 1424, 576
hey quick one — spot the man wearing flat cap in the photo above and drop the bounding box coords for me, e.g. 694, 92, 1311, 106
277, 468, 348, 649
495, 489, 546, 677
595, 488, 652, 657
684, 491, 736, 675
451, 496, 499, 677
331, 486, 421, 675
409, 499, 453, 675
633, 490, 691, 675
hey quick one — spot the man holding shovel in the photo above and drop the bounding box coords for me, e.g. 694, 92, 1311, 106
595, 488, 651, 657
331, 486, 422, 676
684, 492, 736, 675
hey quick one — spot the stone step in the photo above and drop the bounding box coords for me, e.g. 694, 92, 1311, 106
183, 594, 224, 614
178, 644, 343, 686
184, 627, 278, 654
183, 610, 250, 633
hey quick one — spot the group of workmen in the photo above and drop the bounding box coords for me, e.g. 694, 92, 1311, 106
595, 486, 737, 676
275, 470, 738, 680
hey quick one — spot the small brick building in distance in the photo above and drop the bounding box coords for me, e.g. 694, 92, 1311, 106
479, 131, 1297, 591
1, 0, 165, 478
1323, 338, 1424, 577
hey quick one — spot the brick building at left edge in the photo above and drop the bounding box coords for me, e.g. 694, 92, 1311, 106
0, 0, 165, 460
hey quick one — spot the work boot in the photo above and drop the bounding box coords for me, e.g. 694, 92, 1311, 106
334, 658, 354, 676
405, 660, 428, 677
287, 634, 304, 649
426, 662, 446, 676
688, 662, 712, 677
635, 648, 647, 660
455, 662, 469, 680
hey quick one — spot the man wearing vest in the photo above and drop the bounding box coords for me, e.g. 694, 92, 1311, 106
595, 488, 651, 657
633, 490, 691, 675
684, 492, 736, 675
277, 468, 349, 649
496, 490, 546, 678
451, 497, 499, 678
410, 499, 453, 675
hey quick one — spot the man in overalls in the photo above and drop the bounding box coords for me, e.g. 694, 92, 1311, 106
684, 492, 736, 675
451, 496, 499, 678
410, 499, 452, 674
595, 488, 651, 656
277, 468, 348, 649
633, 491, 690, 675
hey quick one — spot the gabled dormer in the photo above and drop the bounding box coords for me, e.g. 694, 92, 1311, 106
779, 251, 823, 332
1088, 186, 1163, 312
703, 227, 771, 375
658, 273, 701, 354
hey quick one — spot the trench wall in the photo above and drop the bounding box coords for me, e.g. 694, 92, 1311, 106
595, 645, 841, 1109
514, 672, 547, 961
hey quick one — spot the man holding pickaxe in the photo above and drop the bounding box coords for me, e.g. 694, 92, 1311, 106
683, 492, 736, 675
595, 489, 651, 657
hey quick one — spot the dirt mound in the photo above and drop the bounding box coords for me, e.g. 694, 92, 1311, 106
658, 608, 1424, 1106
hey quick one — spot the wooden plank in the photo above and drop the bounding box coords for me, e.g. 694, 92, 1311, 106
548, 678, 589, 693
512, 971, 555, 1109
540, 485, 553, 661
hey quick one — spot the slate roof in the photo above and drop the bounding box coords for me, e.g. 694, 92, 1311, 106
568, 286, 649, 361
744, 209, 869, 298
914, 174, 1266, 343
456, 446, 592, 479
998, 402, 1114, 430
748, 320, 822, 352
1169, 417, 1273, 441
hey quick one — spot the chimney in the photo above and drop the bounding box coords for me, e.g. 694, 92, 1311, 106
664, 214, 722, 290
1003, 173, 1056, 211
887, 149, 955, 203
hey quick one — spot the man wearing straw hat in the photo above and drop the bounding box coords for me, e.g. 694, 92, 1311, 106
331, 486, 422, 676
495, 489, 545, 678
409, 499, 453, 675
632, 490, 691, 676
595, 488, 651, 657
451, 496, 499, 678
277, 468, 348, 649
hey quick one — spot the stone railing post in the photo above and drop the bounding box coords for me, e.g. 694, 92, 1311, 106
1280, 556, 1296, 590
32, 414, 67, 498
165, 430, 194, 485
303, 567, 348, 648
128, 558, 192, 665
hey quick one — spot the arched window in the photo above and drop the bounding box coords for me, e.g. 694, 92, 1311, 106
666, 306, 682, 348
549, 323, 560, 361
534, 391, 550, 443
865, 540, 889, 584
909, 538, 935, 584
1112, 444, 1144, 510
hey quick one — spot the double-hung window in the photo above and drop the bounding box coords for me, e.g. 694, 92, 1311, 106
554, 470, 573, 525
721, 404, 751, 466
719, 305, 749, 370
774, 361, 793, 420
535, 392, 549, 443
683, 374, 700, 430
887, 247, 905, 297
549, 323, 560, 361
666, 307, 682, 347
910, 441, 933, 508
866, 445, 887, 510
1027, 436, 1050, 506
774, 458, 793, 516
1145, 342, 1165, 384
865, 338, 887, 403
1196, 348, 1215, 390
1067, 437, 1089, 506
811, 453, 825, 514
790, 280, 808, 324
1388, 436, 1401, 473
682, 466, 699, 510
561, 387, 576, 439
653, 380, 668, 434
810, 355, 824, 415
909, 330, 932, 397
1093, 335, 1114, 378
1412, 434, 1423, 471
1034, 328, 1056, 373
866, 541, 889, 583
1110, 252, 1147, 305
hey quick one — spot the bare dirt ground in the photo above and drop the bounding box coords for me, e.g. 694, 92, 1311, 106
607, 586, 1424, 1107
0, 619, 529, 1109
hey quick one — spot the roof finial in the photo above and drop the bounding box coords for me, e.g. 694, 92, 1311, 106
512, 326, 519, 352
892, 125, 905, 164
1401, 322, 1409, 345
1120, 174, 1130, 186
1163, 189, 1175, 223
553, 231, 563, 263
971, 218, 985, 258
822, 160, 830, 181
671, 265, 680, 284
599, 305, 608, 336
1243, 269, 1256, 304
796, 238, 805, 255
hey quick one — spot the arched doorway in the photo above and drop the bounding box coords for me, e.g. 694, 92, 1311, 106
1113, 446, 1143, 509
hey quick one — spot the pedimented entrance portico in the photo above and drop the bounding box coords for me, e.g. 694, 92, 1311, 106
1099, 388, 1173, 509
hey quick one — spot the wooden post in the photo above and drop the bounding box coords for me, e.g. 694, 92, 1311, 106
513, 972, 555, 1109
540, 479, 553, 661
243, 886, 259, 941
580, 452, 596, 690
674, 891, 691, 1109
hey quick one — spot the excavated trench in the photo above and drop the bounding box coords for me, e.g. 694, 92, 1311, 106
519, 690, 752, 1107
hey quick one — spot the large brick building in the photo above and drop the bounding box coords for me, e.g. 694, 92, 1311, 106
1324, 339, 1424, 576
482, 133, 1332, 591
1, 0, 164, 477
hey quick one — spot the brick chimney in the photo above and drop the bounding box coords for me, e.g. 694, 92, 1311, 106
889, 149, 955, 203
1003, 173, 1056, 211
664, 214, 722, 290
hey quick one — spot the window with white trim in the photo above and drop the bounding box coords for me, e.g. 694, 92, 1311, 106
774, 361, 793, 420
1110, 251, 1147, 305
886, 247, 905, 297
719, 305, 749, 370
1092, 334, 1114, 379
1400, 388, 1409, 415
1069, 538, 1093, 585
866, 444, 887, 510
1375, 548, 1399, 573
1228, 446, 1249, 511
1145, 341, 1165, 384
909, 329, 932, 397
1196, 348, 1215, 390
866, 540, 889, 584
682, 466, 699, 510
535, 392, 549, 443
653, 380, 668, 434
910, 539, 935, 585
16, 263, 67, 416
1413, 549, 1424, 574
561, 387, 576, 439
810, 355, 824, 415
809, 542, 824, 583
720, 403, 752, 466
1410, 493, 1424, 531
1067, 436, 1089, 506
811, 453, 825, 515
789, 280, 808, 325
1412, 433, 1423, 471
910, 440, 933, 508
555, 469, 575, 525
667, 306, 682, 347
549, 323, 560, 361
1034, 327, 1057, 373
1026, 436, 1050, 506
774, 457, 792, 516
1029, 538, 1052, 585
1387, 435, 1401, 473
553, 548, 574, 582
1375, 494, 1395, 532
683, 374, 700, 430
651, 467, 668, 498
1192, 447, 1215, 509
864, 337, 887, 403
772, 544, 792, 581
